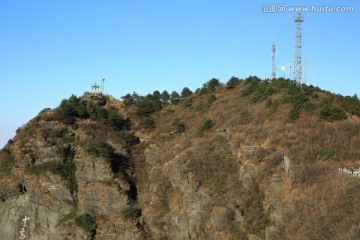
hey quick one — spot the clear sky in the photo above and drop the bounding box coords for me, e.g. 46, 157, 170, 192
1, 0, 359, 148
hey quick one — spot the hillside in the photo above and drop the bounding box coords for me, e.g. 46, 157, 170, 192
1, 77, 360, 240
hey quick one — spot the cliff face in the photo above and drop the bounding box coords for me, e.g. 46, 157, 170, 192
137, 137, 284, 239
0, 94, 144, 240
1, 79, 360, 239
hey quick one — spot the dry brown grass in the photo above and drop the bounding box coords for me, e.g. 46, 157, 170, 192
128, 80, 360, 239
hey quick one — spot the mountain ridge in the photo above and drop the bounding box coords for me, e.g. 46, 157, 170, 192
1, 76, 360, 239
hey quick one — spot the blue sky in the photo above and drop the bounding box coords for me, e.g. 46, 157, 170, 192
1, 0, 359, 147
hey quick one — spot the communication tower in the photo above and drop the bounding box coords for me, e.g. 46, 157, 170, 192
294, 12, 304, 85
271, 41, 276, 80
304, 58, 308, 85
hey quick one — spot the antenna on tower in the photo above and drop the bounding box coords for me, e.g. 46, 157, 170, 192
102, 78, 105, 93
304, 58, 307, 85
271, 40, 276, 80
289, 65, 292, 79
293, 12, 304, 86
